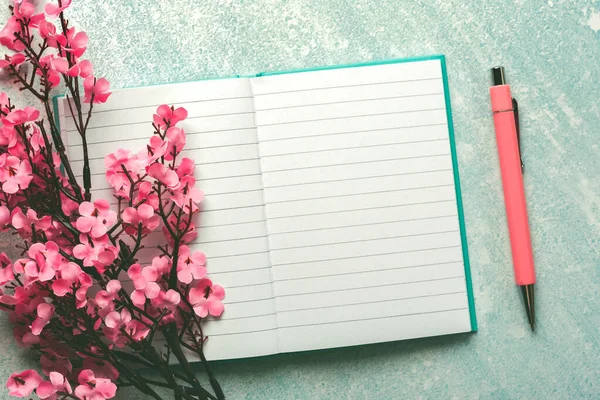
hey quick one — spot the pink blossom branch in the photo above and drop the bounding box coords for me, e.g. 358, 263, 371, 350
0, 3, 226, 399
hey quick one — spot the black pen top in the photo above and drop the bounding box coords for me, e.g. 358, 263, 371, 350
492, 66, 506, 86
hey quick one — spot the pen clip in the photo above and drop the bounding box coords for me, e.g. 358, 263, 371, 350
512, 97, 524, 172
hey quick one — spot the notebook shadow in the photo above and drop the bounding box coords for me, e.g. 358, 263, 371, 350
206, 332, 475, 381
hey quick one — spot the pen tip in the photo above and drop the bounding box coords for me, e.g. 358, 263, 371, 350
521, 284, 535, 332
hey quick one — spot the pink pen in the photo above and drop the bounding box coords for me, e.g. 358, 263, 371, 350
489, 66, 536, 330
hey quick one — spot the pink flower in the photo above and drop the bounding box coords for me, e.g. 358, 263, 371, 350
134, 181, 159, 209
165, 127, 186, 160
23, 258, 55, 283
38, 20, 57, 44
45, 0, 72, 18
11, 208, 52, 237
84, 76, 111, 104
0, 155, 32, 194
31, 303, 54, 335
0, 53, 26, 69
75, 200, 116, 238
69, 59, 93, 78
52, 262, 82, 296
103, 308, 149, 346
151, 289, 181, 310
6, 370, 42, 397
38, 54, 69, 74
75, 271, 94, 309
177, 246, 207, 284
105, 170, 131, 199
104, 148, 139, 172
122, 204, 160, 234
12, 2, 44, 27
0, 253, 14, 285
151, 255, 171, 276
82, 358, 119, 381
172, 176, 204, 213
0, 205, 9, 227
147, 163, 179, 188
2, 106, 40, 126
103, 308, 131, 346
0, 92, 8, 114
95, 280, 121, 309
137, 135, 167, 167
22, 242, 61, 283
0, 17, 24, 52
188, 279, 225, 318
73, 235, 118, 271
127, 264, 160, 306
37, 372, 72, 399
28, 241, 62, 269
153, 105, 188, 128
40, 349, 72, 377
163, 215, 197, 245
64, 28, 88, 58
124, 320, 150, 342
104, 308, 131, 329
74, 370, 117, 400
176, 157, 195, 177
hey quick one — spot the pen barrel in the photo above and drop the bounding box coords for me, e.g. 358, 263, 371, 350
490, 85, 536, 286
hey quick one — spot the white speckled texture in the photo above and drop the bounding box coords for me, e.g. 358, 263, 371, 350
0, 1, 599, 399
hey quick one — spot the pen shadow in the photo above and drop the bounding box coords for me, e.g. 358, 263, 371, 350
204, 332, 475, 383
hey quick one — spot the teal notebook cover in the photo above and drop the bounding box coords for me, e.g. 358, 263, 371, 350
54, 54, 477, 333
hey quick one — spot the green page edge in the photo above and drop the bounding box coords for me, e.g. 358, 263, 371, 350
53, 54, 477, 332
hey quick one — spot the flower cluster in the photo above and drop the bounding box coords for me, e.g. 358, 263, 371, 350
0, 1, 226, 399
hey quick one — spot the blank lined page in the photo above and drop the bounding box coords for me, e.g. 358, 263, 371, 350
251, 59, 472, 352
58, 78, 278, 360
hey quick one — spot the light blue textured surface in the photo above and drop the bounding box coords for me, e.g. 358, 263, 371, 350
1, 1, 599, 399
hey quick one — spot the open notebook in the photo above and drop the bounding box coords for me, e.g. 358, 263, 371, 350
55, 55, 476, 361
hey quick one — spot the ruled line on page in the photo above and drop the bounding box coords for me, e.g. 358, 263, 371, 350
270, 229, 460, 252
266, 199, 455, 220
275, 260, 464, 282
66, 126, 259, 147
103, 194, 454, 217
60, 95, 255, 116
256, 92, 445, 112
278, 291, 466, 313
198, 173, 262, 182
64, 111, 256, 133
82, 157, 262, 172
272, 245, 462, 267
220, 282, 273, 290
265, 184, 454, 205
253, 77, 442, 96
191, 327, 278, 338
69, 139, 259, 154
264, 168, 453, 189
276, 275, 464, 297
261, 153, 450, 174
207, 251, 271, 260
210, 266, 273, 275
210, 312, 277, 321
258, 122, 447, 143
278, 308, 469, 329
259, 138, 448, 158
75, 170, 262, 182
268, 214, 458, 237
226, 296, 276, 305
256, 108, 446, 127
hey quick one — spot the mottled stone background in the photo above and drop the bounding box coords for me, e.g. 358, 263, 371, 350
0, 0, 599, 399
